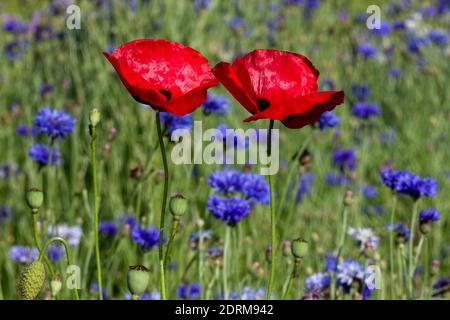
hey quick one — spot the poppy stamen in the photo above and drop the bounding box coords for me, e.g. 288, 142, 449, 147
256, 98, 271, 112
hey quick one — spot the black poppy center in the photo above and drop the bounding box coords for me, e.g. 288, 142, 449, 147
159, 89, 172, 101
256, 98, 271, 112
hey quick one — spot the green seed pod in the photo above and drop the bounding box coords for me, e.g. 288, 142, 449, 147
89, 108, 101, 127
169, 194, 187, 218
127, 265, 149, 295
50, 275, 62, 297
291, 238, 308, 259
26, 188, 44, 211
18, 261, 46, 300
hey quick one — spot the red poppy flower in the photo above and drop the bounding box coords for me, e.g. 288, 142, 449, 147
104, 39, 218, 116
212, 49, 344, 128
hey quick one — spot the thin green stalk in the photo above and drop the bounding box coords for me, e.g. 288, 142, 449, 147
223, 226, 231, 300
40, 237, 79, 300
155, 111, 169, 300
332, 205, 349, 300
388, 194, 397, 299
90, 124, 103, 300
283, 259, 301, 299
407, 200, 419, 299
412, 234, 425, 297
32, 212, 54, 276
164, 217, 179, 270
422, 237, 429, 299
266, 120, 276, 300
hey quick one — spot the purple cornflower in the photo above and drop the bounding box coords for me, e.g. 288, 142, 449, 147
370, 20, 391, 36
207, 195, 250, 226
348, 227, 380, 252
241, 173, 270, 204
352, 102, 381, 119
177, 282, 201, 299
230, 16, 244, 30
318, 111, 340, 130
332, 148, 356, 172
193, 0, 211, 12
39, 83, 54, 97
202, 93, 230, 115
325, 254, 338, 272
3, 15, 27, 33
337, 258, 364, 292
304, 272, 330, 293
325, 172, 350, 186
99, 220, 118, 237
407, 36, 429, 54
29, 144, 59, 166
4, 40, 27, 60
34, 107, 76, 139
9, 246, 38, 263
351, 84, 370, 102
0, 162, 20, 179
428, 29, 449, 46
90, 282, 108, 300
380, 169, 438, 199
46, 244, 65, 262
363, 184, 378, 198
385, 223, 410, 243
295, 173, 314, 203
357, 42, 377, 58
47, 224, 82, 247
159, 112, 192, 136
432, 277, 450, 297
131, 224, 162, 250
140, 291, 161, 300
419, 208, 441, 223
0, 206, 13, 224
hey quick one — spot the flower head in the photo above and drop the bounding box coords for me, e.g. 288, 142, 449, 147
202, 93, 230, 115
104, 39, 218, 116
296, 173, 314, 203
305, 272, 330, 293
99, 220, 118, 237
332, 148, 356, 172
131, 225, 163, 250
47, 224, 82, 247
207, 195, 251, 226
9, 246, 38, 264
34, 107, 76, 139
385, 223, 410, 243
380, 169, 438, 199
318, 111, 340, 130
0, 205, 13, 224
159, 112, 192, 135
29, 144, 59, 166
337, 258, 364, 292
177, 282, 201, 299
348, 227, 380, 252
419, 208, 441, 223
352, 102, 380, 119
212, 49, 344, 129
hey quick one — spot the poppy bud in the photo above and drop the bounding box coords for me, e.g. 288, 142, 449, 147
18, 261, 46, 300
130, 165, 144, 179
343, 190, 354, 206
283, 240, 291, 257
169, 194, 187, 218
50, 275, 62, 297
291, 238, 308, 259
89, 108, 101, 127
26, 188, 44, 212
127, 265, 149, 297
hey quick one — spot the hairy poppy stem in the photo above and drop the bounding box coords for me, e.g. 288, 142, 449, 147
164, 217, 179, 270
40, 236, 79, 300
266, 120, 276, 300
155, 111, 169, 300
90, 124, 103, 300
31, 211, 55, 276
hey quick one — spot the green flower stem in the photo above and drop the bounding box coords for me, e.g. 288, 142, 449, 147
412, 234, 425, 296
399, 243, 408, 299
40, 236, 79, 300
388, 194, 397, 299
223, 226, 231, 300
283, 258, 301, 300
266, 120, 276, 300
407, 200, 419, 299
90, 124, 103, 300
164, 217, 180, 270
423, 237, 429, 299
155, 110, 169, 300
32, 212, 55, 276
331, 204, 349, 300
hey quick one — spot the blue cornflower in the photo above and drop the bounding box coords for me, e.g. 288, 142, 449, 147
99, 220, 118, 237
363, 184, 378, 198
90, 282, 108, 300
17, 124, 30, 137
3, 15, 27, 33
189, 230, 212, 244
380, 169, 438, 199
131, 224, 163, 250
348, 227, 380, 252
207, 195, 251, 226
215, 124, 248, 149
419, 208, 441, 223
177, 282, 201, 299
39, 83, 54, 97
0, 206, 13, 224
357, 42, 377, 58
351, 84, 370, 102
429, 30, 449, 46
352, 102, 380, 119
34, 107, 76, 139
325, 254, 338, 272
385, 223, 410, 243
305, 272, 330, 292
116, 213, 136, 229
47, 224, 83, 247
193, 0, 211, 12
0, 162, 20, 179
208, 169, 246, 194
239, 287, 266, 300
318, 112, 340, 130
159, 112, 192, 136
206, 246, 224, 259
407, 36, 429, 54
140, 291, 161, 300
241, 173, 270, 204
9, 246, 38, 263
370, 20, 390, 36
325, 172, 350, 186
202, 93, 230, 115
46, 244, 65, 262
332, 148, 356, 172
295, 173, 314, 203
432, 277, 450, 297
337, 258, 364, 292
4, 40, 27, 60
29, 144, 59, 166
230, 16, 244, 30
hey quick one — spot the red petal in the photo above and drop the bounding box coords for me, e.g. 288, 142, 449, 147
244, 91, 344, 129
212, 62, 257, 114
232, 49, 319, 105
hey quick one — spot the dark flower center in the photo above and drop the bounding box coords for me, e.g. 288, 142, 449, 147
256, 98, 271, 112
159, 89, 172, 101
